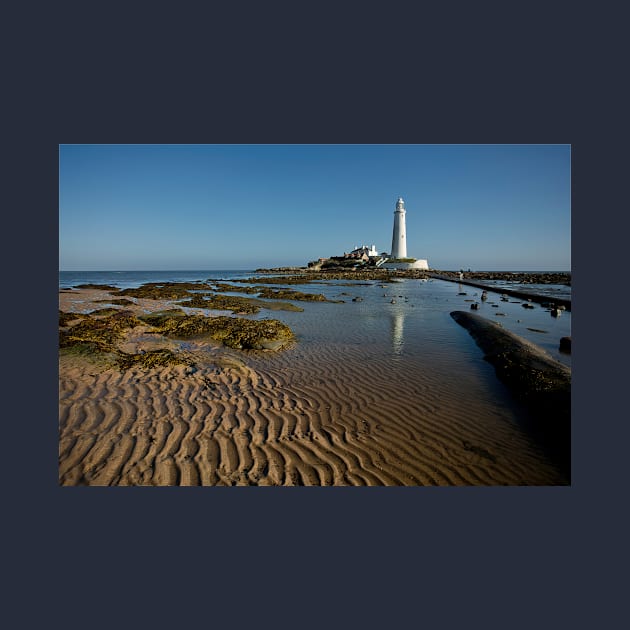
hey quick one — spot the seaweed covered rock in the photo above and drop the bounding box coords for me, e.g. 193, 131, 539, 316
559, 336, 571, 353
231, 276, 314, 285
93, 298, 136, 305
450, 310, 571, 477
114, 281, 211, 300
74, 283, 120, 290
59, 310, 91, 327
88, 307, 122, 317
143, 312, 295, 350
176, 293, 261, 314
136, 309, 187, 328
59, 310, 145, 352
256, 287, 335, 302
207, 317, 295, 350
114, 348, 192, 370
212, 283, 260, 294
176, 293, 303, 313
60, 305, 295, 368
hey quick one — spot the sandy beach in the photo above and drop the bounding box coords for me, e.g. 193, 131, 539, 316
59, 278, 570, 486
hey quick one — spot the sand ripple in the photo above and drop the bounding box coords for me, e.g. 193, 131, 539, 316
59, 335, 566, 486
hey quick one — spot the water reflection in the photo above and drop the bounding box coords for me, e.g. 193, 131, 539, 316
390, 307, 405, 356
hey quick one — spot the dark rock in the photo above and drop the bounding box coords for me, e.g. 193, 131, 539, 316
559, 336, 571, 353
450, 310, 571, 479
430, 273, 571, 311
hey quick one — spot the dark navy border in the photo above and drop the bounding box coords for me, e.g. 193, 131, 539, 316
6, 2, 622, 628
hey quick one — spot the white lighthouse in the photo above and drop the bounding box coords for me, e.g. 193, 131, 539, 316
382, 196, 430, 270
391, 197, 407, 259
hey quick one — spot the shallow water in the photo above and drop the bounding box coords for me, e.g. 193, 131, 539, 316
231, 278, 570, 483
476, 279, 571, 301
59, 272, 571, 484
218, 277, 572, 367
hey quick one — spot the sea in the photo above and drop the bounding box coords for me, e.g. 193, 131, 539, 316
59, 269, 572, 367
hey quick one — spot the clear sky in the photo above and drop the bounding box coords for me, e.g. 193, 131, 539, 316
59, 144, 571, 271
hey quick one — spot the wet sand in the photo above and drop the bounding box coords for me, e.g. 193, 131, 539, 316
59, 287, 569, 486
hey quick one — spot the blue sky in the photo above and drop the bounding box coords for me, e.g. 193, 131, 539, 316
59, 144, 571, 271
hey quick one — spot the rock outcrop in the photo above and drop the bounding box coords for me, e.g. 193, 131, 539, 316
451, 310, 571, 479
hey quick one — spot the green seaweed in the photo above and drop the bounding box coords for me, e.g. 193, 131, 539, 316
60, 302, 295, 368
59, 310, 144, 352
74, 283, 120, 290
114, 282, 211, 300
176, 293, 261, 314
256, 287, 337, 302
59, 342, 118, 367
92, 298, 136, 305
177, 292, 304, 313
59, 310, 91, 327
230, 276, 310, 285
114, 348, 192, 370
256, 300, 304, 312
203, 316, 295, 350
88, 308, 121, 317
212, 283, 260, 294
137, 308, 187, 327
143, 312, 295, 350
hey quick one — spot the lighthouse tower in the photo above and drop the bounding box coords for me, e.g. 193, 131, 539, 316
391, 197, 407, 259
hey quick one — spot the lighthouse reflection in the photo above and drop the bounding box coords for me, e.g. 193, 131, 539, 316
390, 307, 405, 356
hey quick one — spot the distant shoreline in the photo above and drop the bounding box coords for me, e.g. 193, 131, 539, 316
255, 265, 570, 282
